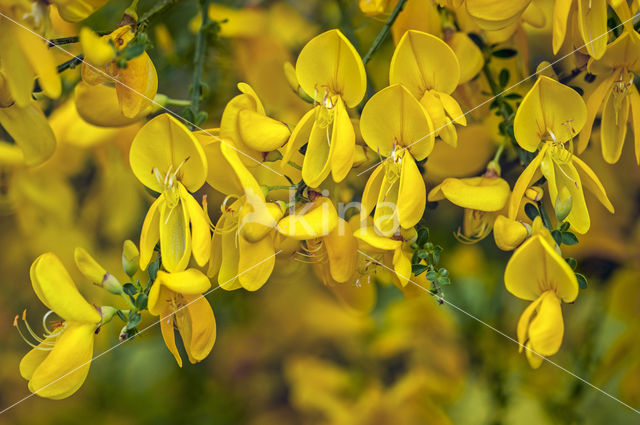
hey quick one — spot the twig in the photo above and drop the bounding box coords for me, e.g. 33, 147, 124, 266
361, 0, 408, 65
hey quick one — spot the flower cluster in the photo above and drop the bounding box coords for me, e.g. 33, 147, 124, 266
3, 0, 639, 411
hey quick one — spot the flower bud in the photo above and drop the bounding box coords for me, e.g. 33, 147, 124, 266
555, 187, 573, 222
493, 215, 529, 251
525, 186, 544, 202
75, 247, 123, 294
122, 240, 140, 277
99, 306, 119, 323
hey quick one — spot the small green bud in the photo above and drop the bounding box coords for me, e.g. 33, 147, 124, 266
122, 240, 139, 277
555, 187, 572, 222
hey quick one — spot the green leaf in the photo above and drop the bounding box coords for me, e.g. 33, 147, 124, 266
561, 232, 579, 246
417, 227, 430, 247
148, 259, 159, 282
126, 312, 142, 330
492, 48, 517, 58
136, 293, 148, 310
503, 93, 522, 100
560, 222, 570, 232
437, 276, 451, 286
576, 273, 588, 289
524, 203, 539, 221
123, 283, 138, 296
499, 69, 509, 88
425, 270, 438, 282
565, 257, 577, 270
551, 230, 562, 246
412, 264, 429, 276
116, 310, 127, 321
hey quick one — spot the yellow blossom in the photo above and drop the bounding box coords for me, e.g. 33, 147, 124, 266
129, 114, 211, 272
148, 269, 216, 367
390, 30, 466, 147
504, 235, 579, 368
282, 29, 366, 187
360, 84, 433, 236
18, 253, 102, 399
510, 76, 614, 234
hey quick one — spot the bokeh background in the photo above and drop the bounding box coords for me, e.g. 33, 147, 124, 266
1, 0, 640, 423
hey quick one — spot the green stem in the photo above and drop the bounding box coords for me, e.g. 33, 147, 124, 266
361, 0, 408, 65
537, 200, 552, 230
137, 0, 181, 31
263, 185, 295, 192
188, 0, 212, 129
287, 161, 302, 170
165, 98, 192, 106
482, 62, 511, 122
120, 292, 137, 310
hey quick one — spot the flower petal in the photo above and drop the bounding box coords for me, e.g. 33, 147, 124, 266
237, 109, 290, 152
139, 194, 163, 271
437, 176, 511, 211
160, 310, 182, 367
28, 322, 96, 399
155, 268, 211, 295
295, 29, 366, 107
508, 144, 547, 219
397, 154, 425, 229
159, 197, 191, 272
182, 294, 216, 362
572, 155, 615, 214
277, 197, 339, 240
353, 226, 402, 252
129, 114, 208, 193
324, 218, 358, 283
528, 291, 564, 356
237, 233, 276, 291
330, 98, 356, 182
116, 52, 158, 118
360, 84, 434, 159
0, 103, 56, 166
180, 186, 211, 267
30, 253, 101, 323
600, 88, 630, 164
577, 0, 608, 59
390, 30, 460, 95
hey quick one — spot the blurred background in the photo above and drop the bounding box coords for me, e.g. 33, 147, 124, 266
1, 0, 640, 424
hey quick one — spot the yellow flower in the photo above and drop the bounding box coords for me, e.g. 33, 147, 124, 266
204, 139, 282, 291
129, 114, 211, 273
220, 82, 291, 164
305, 217, 359, 285
493, 215, 529, 250
552, 0, 610, 59
360, 84, 433, 236
17, 253, 102, 399
578, 31, 640, 163
428, 173, 511, 243
359, 0, 389, 16
0, 1, 61, 106
148, 269, 216, 367
510, 76, 614, 234
448, 0, 532, 31
504, 235, 579, 368
49, 0, 109, 22
390, 30, 466, 147
81, 25, 158, 119
353, 225, 414, 287
282, 29, 366, 187
0, 102, 56, 165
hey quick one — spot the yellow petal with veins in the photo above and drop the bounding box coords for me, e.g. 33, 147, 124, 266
600, 88, 629, 164
295, 29, 366, 108
577, 0, 608, 59
30, 253, 101, 324
390, 30, 460, 96
397, 154, 425, 229
195, 130, 243, 196
504, 235, 578, 302
28, 322, 96, 400
159, 198, 191, 273
514, 76, 586, 152
160, 308, 182, 367
129, 113, 208, 193
360, 84, 434, 159
517, 293, 545, 351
